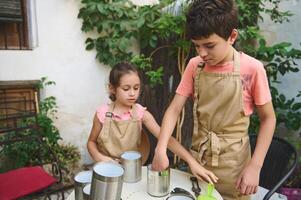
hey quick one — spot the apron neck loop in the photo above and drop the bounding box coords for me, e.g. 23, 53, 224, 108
197, 48, 240, 73
198, 62, 205, 70
233, 48, 241, 73
105, 103, 137, 120
105, 103, 115, 119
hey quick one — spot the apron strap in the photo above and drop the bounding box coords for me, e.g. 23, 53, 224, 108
197, 127, 220, 166
102, 103, 115, 140
233, 49, 241, 74
131, 104, 138, 121
103, 103, 138, 137
193, 126, 248, 167
192, 66, 202, 152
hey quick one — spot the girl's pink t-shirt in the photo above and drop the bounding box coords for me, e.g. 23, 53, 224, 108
96, 103, 146, 123
176, 52, 272, 116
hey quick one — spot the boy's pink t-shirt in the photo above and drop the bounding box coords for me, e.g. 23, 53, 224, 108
96, 103, 146, 123
176, 52, 271, 116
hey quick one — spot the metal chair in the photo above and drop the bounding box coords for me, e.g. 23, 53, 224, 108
249, 134, 298, 200
0, 89, 69, 199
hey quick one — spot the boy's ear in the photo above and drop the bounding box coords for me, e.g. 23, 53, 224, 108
228, 29, 238, 45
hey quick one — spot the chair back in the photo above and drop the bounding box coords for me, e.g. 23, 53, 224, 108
0, 90, 39, 144
0, 90, 47, 171
249, 134, 298, 199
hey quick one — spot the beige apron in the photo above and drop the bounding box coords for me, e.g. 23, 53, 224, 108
97, 103, 141, 159
190, 50, 251, 200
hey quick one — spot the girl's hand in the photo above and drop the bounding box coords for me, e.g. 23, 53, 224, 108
235, 162, 261, 195
95, 155, 116, 163
189, 160, 218, 184
151, 148, 169, 171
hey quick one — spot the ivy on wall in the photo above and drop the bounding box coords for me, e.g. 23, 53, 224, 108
78, 0, 188, 87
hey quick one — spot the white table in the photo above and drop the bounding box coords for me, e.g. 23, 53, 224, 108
251, 187, 287, 200
67, 167, 287, 200
67, 166, 223, 200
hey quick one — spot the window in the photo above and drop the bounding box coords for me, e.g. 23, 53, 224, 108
0, 0, 37, 50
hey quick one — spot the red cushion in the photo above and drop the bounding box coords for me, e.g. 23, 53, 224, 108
0, 166, 57, 200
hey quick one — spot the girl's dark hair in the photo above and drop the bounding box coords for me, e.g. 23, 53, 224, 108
109, 62, 140, 101
186, 0, 238, 40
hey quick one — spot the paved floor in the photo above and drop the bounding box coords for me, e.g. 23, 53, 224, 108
34, 188, 73, 200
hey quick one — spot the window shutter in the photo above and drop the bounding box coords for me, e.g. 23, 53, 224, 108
0, 0, 23, 22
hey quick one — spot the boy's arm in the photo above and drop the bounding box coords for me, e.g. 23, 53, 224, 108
143, 106, 218, 183
87, 113, 115, 162
236, 101, 276, 195
149, 94, 187, 171
251, 101, 276, 168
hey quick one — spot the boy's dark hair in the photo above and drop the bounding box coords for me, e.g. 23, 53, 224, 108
109, 62, 140, 101
186, 0, 238, 40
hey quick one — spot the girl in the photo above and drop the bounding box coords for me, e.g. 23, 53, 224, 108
87, 62, 218, 183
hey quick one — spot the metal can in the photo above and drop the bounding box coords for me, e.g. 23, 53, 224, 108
147, 164, 170, 197
90, 162, 124, 200
120, 151, 142, 183
83, 183, 91, 200
74, 170, 93, 200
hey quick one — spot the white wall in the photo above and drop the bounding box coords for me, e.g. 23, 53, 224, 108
0, 0, 111, 164
259, 0, 301, 99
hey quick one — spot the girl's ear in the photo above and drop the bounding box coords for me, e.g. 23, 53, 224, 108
108, 84, 115, 94
108, 84, 117, 101
228, 29, 238, 45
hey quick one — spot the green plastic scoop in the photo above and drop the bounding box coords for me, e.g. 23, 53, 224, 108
197, 183, 217, 200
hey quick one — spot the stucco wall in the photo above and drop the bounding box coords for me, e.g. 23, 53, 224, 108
0, 0, 158, 164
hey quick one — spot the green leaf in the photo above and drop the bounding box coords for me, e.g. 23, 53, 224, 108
292, 103, 301, 111
118, 39, 129, 52
279, 94, 286, 102
86, 43, 95, 50
137, 18, 145, 28
97, 4, 104, 14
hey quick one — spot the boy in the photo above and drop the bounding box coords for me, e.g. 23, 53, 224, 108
151, 0, 276, 199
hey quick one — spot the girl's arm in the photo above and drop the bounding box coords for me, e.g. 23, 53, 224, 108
236, 101, 276, 195
87, 113, 114, 162
143, 105, 218, 184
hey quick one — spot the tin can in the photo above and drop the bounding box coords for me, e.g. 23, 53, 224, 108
147, 164, 170, 197
121, 151, 142, 183
74, 170, 92, 200
90, 162, 124, 200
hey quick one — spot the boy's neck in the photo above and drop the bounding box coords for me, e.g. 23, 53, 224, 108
218, 47, 235, 65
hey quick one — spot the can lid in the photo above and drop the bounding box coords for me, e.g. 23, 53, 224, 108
83, 183, 91, 195
93, 162, 124, 178
121, 151, 141, 160
74, 170, 92, 183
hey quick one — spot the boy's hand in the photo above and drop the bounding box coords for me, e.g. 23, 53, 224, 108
189, 160, 218, 184
151, 148, 169, 171
235, 162, 261, 195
